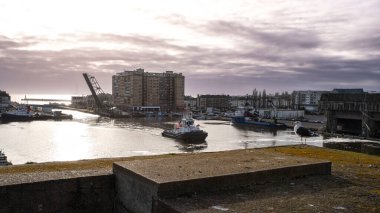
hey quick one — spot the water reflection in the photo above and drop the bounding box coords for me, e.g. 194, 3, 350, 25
52, 122, 91, 161
232, 125, 279, 136
175, 141, 208, 152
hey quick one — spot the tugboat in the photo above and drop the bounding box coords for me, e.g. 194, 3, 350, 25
162, 116, 208, 142
0, 150, 12, 166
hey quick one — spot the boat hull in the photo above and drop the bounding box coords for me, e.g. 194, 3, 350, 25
162, 130, 208, 142
231, 116, 287, 130
1, 113, 34, 122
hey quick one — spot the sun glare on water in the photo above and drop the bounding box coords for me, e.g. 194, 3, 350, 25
51, 122, 92, 161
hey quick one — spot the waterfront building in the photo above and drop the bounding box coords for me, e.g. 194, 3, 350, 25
292, 90, 328, 112
72, 94, 112, 110
320, 91, 380, 138
0, 90, 11, 112
196, 95, 230, 112
331, 88, 365, 94
184, 96, 197, 109
112, 68, 185, 112
230, 92, 292, 110
230, 96, 253, 109
71, 95, 96, 109
71, 96, 87, 109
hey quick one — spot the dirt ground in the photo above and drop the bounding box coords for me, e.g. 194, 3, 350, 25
166, 146, 380, 212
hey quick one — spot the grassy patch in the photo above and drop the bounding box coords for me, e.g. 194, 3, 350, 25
267, 145, 380, 185
0, 154, 179, 174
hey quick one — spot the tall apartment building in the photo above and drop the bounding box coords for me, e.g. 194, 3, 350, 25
112, 68, 184, 112
292, 90, 328, 112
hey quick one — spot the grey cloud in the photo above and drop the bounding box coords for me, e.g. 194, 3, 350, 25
204, 20, 321, 50
0, 35, 39, 49
349, 34, 380, 52
1, 26, 380, 96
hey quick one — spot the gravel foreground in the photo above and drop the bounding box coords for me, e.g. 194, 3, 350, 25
0, 145, 379, 212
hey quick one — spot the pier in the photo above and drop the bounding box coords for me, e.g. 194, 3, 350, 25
21, 98, 71, 102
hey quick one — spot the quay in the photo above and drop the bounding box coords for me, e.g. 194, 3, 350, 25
0, 146, 379, 212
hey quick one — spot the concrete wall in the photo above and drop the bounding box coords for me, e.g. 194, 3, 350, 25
114, 163, 159, 213
0, 174, 114, 213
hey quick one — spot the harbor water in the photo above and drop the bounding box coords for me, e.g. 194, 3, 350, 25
0, 109, 328, 165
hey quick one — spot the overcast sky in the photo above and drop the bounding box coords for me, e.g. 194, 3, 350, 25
0, 0, 379, 96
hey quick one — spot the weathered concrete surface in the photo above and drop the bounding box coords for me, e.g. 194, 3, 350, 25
0, 169, 114, 213
0, 168, 111, 186
113, 149, 331, 213
161, 174, 379, 213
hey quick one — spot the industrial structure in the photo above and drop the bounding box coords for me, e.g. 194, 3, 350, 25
320, 91, 380, 138
82, 73, 112, 115
196, 95, 230, 111
112, 68, 184, 112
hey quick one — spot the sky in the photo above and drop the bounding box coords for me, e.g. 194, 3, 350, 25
0, 0, 379, 96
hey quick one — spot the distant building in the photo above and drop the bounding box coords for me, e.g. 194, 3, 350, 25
71, 95, 94, 109
332, 88, 364, 94
112, 68, 184, 112
71, 94, 112, 110
71, 96, 87, 109
197, 95, 230, 111
230, 96, 253, 109
0, 90, 11, 112
320, 92, 380, 138
292, 90, 328, 112
184, 96, 197, 109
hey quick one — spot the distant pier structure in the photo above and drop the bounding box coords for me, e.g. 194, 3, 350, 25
21, 98, 71, 102
320, 89, 380, 138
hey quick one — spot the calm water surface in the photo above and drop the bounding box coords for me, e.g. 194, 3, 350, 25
1, 110, 328, 165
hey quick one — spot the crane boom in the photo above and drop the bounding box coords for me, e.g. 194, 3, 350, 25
82, 73, 105, 110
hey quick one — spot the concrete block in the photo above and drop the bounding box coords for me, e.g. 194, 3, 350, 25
113, 150, 331, 213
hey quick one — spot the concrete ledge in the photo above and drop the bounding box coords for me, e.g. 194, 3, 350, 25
0, 171, 114, 213
113, 149, 331, 213
324, 141, 380, 156
0, 169, 111, 186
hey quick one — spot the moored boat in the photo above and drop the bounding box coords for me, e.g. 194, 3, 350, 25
231, 116, 287, 130
231, 106, 287, 130
0, 150, 12, 166
1, 105, 34, 122
162, 116, 208, 142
